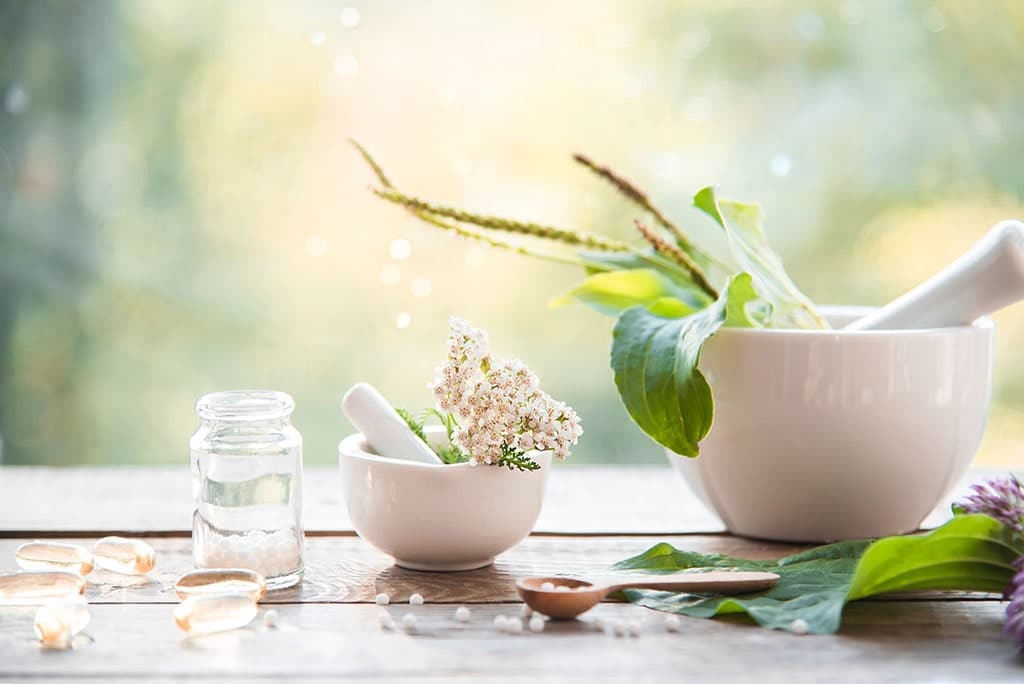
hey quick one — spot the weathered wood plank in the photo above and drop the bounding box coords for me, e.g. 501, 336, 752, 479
0, 602, 1018, 682
0, 536, 999, 605
0, 536, 807, 605
0, 466, 1013, 536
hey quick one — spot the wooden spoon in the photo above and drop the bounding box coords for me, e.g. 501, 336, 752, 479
516, 571, 780, 620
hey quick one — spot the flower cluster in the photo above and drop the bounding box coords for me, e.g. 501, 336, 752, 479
431, 317, 490, 414
429, 318, 582, 468
957, 475, 1024, 532
955, 475, 1024, 649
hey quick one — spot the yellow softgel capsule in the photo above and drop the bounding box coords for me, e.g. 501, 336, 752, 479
174, 568, 266, 602
174, 594, 258, 635
16, 542, 93, 575
92, 536, 156, 575
34, 595, 90, 648
0, 572, 86, 606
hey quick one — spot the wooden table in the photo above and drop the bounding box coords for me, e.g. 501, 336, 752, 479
1, 466, 1021, 682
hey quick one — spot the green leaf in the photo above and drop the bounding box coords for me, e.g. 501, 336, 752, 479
421, 409, 469, 464
614, 514, 1022, 635
551, 269, 698, 318
610, 273, 761, 457
396, 408, 428, 444
496, 445, 541, 472
846, 513, 1023, 598
693, 186, 828, 329
720, 272, 768, 328
579, 250, 714, 307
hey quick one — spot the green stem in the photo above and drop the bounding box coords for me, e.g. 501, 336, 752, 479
348, 137, 394, 189
635, 220, 718, 299
375, 187, 632, 253
414, 210, 590, 269
348, 139, 588, 269
573, 153, 731, 274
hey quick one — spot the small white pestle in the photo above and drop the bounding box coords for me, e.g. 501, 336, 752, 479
341, 382, 443, 465
846, 220, 1024, 331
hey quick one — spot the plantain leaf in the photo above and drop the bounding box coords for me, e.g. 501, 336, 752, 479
614, 514, 1022, 634
579, 250, 715, 306
551, 268, 698, 318
610, 273, 761, 457
693, 186, 828, 330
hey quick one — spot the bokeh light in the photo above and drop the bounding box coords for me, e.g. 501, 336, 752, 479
0, 0, 1022, 468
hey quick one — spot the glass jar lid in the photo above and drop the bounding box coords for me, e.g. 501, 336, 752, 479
195, 390, 295, 422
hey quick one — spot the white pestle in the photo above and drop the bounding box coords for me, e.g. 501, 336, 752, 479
341, 383, 443, 465
846, 220, 1024, 331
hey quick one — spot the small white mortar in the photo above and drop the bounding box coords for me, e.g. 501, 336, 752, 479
339, 426, 551, 571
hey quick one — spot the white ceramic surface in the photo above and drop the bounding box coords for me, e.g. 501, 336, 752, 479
669, 306, 993, 542
341, 382, 443, 465
339, 427, 551, 571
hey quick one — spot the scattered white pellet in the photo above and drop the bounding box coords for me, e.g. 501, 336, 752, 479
401, 613, 417, 630
520, 603, 532, 618
262, 609, 279, 629
791, 618, 808, 636
613, 622, 628, 637
540, 581, 555, 591
409, 593, 424, 606
454, 606, 471, 623
664, 615, 681, 632
593, 616, 606, 630
627, 621, 641, 637
506, 616, 523, 634
528, 615, 545, 633
375, 592, 390, 606
493, 615, 509, 630
378, 611, 394, 629
555, 585, 571, 593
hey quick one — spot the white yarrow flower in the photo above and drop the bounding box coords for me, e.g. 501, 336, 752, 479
429, 318, 583, 469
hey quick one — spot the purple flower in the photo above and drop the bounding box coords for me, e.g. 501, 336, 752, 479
956, 475, 1024, 532
1006, 558, 1024, 648
955, 475, 1024, 649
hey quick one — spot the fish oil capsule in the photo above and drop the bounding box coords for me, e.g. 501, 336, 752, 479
34, 595, 90, 647
174, 594, 258, 635
15, 542, 93, 576
0, 572, 86, 606
92, 537, 156, 575
174, 568, 267, 602
34, 612, 71, 648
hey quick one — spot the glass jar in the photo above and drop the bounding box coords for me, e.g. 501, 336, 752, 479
189, 390, 304, 589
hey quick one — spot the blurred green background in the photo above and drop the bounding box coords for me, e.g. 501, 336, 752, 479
1, 0, 1022, 467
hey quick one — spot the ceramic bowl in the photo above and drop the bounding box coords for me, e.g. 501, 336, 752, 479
338, 427, 551, 571
669, 306, 993, 542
